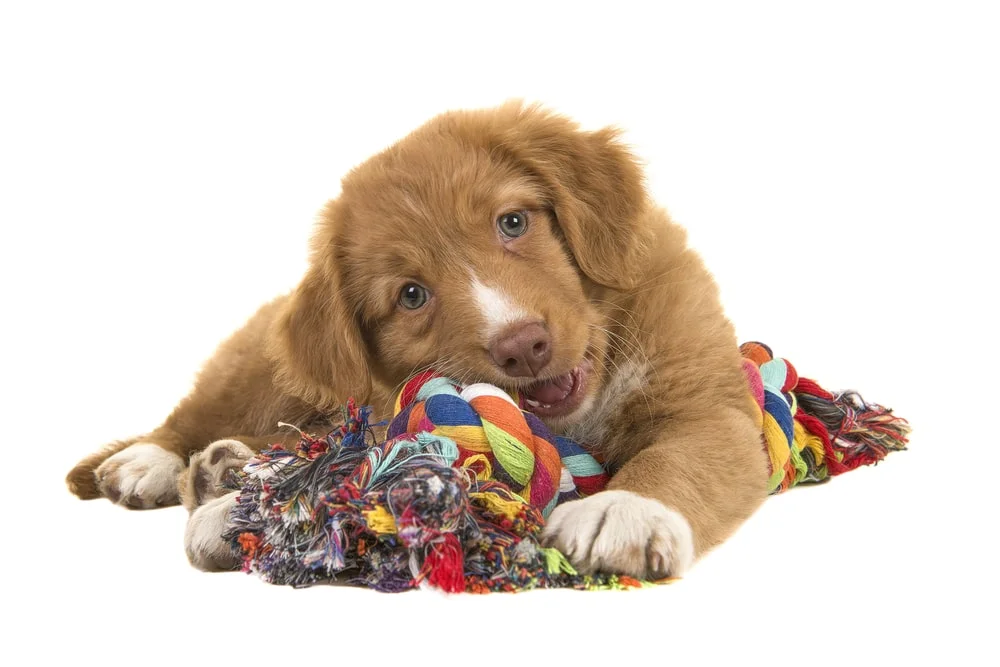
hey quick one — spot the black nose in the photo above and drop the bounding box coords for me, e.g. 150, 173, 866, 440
489, 322, 552, 378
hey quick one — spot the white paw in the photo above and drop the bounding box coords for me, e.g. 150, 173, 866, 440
96, 443, 185, 509
541, 490, 695, 578
180, 439, 254, 510
185, 491, 240, 571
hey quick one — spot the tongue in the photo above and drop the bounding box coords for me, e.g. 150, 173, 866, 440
526, 373, 573, 404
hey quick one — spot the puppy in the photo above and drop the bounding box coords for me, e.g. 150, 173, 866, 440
66, 102, 768, 578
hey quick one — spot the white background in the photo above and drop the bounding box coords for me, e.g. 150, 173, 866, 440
2, 1, 996, 665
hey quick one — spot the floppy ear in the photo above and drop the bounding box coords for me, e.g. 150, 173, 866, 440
267, 211, 372, 409
500, 107, 650, 290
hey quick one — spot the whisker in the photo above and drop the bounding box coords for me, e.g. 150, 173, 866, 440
587, 323, 655, 421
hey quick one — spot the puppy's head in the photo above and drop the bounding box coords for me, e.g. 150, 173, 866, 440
271, 103, 650, 426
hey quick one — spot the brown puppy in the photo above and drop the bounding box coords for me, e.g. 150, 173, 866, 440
67, 102, 768, 578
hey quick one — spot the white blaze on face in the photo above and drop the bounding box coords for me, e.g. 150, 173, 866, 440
470, 274, 530, 339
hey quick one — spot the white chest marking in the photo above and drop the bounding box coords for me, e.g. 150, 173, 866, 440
565, 359, 651, 446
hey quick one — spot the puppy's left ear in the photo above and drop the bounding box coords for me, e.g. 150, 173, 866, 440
503, 107, 651, 290
266, 200, 373, 410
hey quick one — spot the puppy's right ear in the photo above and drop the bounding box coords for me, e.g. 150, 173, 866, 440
490, 103, 651, 291
267, 208, 371, 409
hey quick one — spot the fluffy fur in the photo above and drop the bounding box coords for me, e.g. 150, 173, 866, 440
67, 102, 768, 577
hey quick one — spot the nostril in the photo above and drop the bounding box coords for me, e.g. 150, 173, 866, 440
532, 341, 548, 357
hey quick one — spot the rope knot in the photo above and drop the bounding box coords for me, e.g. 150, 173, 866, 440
387, 371, 607, 516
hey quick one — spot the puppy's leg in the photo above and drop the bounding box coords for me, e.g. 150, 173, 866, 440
70, 428, 299, 509
90, 428, 189, 509
68, 431, 199, 508
178, 438, 255, 511
66, 437, 143, 500
65, 295, 323, 508
543, 408, 768, 578
185, 491, 241, 571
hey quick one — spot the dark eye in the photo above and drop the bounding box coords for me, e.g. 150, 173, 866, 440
399, 283, 429, 310
497, 211, 528, 238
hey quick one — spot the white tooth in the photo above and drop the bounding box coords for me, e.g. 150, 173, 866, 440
525, 399, 541, 408
542, 404, 551, 409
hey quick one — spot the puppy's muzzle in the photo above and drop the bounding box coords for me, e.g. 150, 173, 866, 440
489, 321, 552, 378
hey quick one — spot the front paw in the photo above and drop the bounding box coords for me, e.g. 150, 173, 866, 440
95, 443, 185, 509
185, 491, 240, 571
541, 490, 695, 579
179, 439, 254, 511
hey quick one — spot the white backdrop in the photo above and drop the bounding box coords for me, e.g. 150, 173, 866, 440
2, 1, 996, 665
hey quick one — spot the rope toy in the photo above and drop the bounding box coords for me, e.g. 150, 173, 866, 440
740, 342, 910, 493
223, 342, 909, 593
224, 374, 620, 592
388, 372, 608, 513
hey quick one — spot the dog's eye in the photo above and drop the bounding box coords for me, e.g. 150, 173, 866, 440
399, 283, 429, 310
497, 211, 528, 238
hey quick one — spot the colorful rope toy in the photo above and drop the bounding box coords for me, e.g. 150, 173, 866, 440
740, 342, 910, 493
224, 342, 909, 593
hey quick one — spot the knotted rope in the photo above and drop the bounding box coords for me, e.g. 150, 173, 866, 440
389, 371, 608, 516
741, 341, 910, 494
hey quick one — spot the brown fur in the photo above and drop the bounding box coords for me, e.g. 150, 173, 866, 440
67, 102, 767, 570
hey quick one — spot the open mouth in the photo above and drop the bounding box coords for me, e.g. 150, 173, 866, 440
517, 359, 591, 419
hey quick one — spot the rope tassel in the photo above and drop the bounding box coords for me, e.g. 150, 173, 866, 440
740, 342, 910, 493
